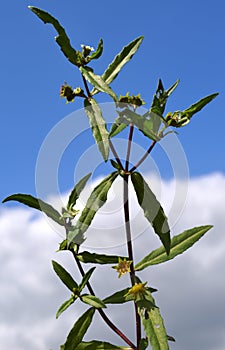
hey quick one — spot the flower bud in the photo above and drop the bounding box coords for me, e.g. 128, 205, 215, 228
60, 84, 75, 102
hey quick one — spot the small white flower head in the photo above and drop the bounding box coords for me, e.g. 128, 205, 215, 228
81, 44, 94, 58
81, 44, 94, 51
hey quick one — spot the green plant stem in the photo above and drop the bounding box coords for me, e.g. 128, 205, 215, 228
70, 249, 136, 350
124, 124, 141, 347
123, 174, 141, 348
82, 73, 92, 98
125, 124, 134, 171
109, 139, 124, 170
129, 139, 157, 172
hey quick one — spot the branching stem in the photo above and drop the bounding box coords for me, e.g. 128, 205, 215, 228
71, 249, 136, 350
129, 139, 157, 172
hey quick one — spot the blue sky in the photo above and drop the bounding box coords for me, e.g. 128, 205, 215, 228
1, 1, 225, 350
1, 0, 225, 200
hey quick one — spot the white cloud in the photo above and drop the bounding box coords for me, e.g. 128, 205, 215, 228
1, 172, 225, 350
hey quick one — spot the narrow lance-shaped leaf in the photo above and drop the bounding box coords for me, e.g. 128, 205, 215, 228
79, 267, 96, 292
67, 173, 91, 210
81, 67, 118, 102
140, 306, 169, 350
2, 194, 64, 226
28, 7, 81, 66
84, 98, 110, 161
150, 79, 179, 116
135, 225, 213, 271
67, 172, 119, 245
52, 260, 78, 292
109, 114, 129, 138
131, 172, 171, 255
184, 93, 218, 115
81, 294, 106, 309
56, 296, 76, 319
148, 79, 179, 133
91, 36, 144, 95
166, 93, 219, 128
110, 159, 122, 171
75, 340, 130, 350
104, 287, 157, 305
118, 108, 160, 142
89, 38, 103, 60
138, 290, 169, 350
63, 308, 95, 350
104, 288, 134, 304
76, 251, 128, 265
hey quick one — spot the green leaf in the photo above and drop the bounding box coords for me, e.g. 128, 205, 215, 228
75, 340, 129, 350
131, 172, 171, 255
135, 225, 212, 270
56, 296, 76, 319
84, 98, 110, 161
76, 251, 128, 265
150, 79, 179, 117
67, 172, 118, 245
104, 287, 157, 304
140, 307, 169, 350
91, 36, 144, 95
109, 115, 128, 138
57, 239, 68, 251
110, 159, 122, 171
138, 290, 169, 350
184, 93, 218, 115
139, 338, 148, 350
166, 79, 180, 97
67, 173, 91, 210
2, 193, 64, 226
167, 335, 176, 342
63, 308, 95, 350
146, 79, 179, 134
81, 294, 106, 308
81, 67, 118, 102
166, 93, 219, 128
28, 7, 81, 66
79, 267, 96, 292
118, 109, 160, 141
89, 38, 103, 60
52, 260, 78, 292
103, 288, 134, 304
